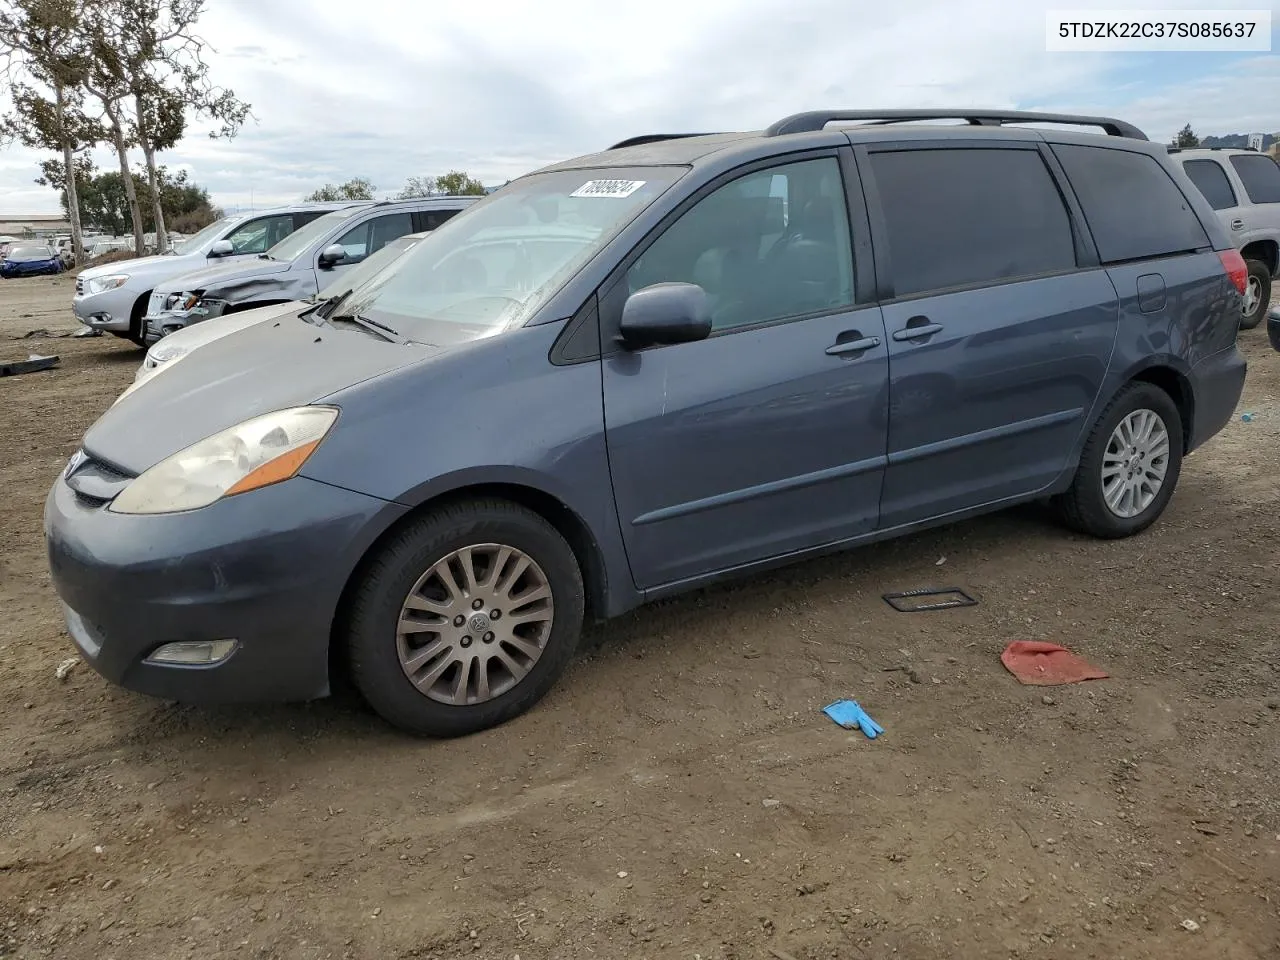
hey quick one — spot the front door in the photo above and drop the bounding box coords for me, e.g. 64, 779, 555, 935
600, 154, 890, 590
861, 143, 1120, 529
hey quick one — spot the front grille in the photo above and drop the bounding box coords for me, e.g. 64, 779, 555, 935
65, 452, 135, 507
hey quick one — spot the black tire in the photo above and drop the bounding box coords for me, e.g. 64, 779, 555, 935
126, 292, 152, 347
1239, 259, 1270, 331
1054, 382, 1184, 539
345, 498, 585, 737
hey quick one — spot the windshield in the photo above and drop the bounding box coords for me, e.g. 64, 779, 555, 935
9, 245, 53, 260
267, 206, 368, 263
171, 216, 244, 256
317, 233, 422, 300
338, 168, 680, 344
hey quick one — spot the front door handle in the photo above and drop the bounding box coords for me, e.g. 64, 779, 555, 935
892, 322, 944, 342
826, 335, 881, 356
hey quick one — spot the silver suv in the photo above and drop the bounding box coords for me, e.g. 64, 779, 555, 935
143, 197, 478, 343
1173, 147, 1280, 328
72, 202, 363, 344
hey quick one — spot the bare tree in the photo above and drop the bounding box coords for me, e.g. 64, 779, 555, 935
397, 175, 438, 199
82, 0, 252, 255
0, 0, 95, 264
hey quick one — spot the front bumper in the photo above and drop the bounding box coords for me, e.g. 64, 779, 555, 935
45, 467, 407, 704
73, 285, 135, 332
143, 304, 215, 344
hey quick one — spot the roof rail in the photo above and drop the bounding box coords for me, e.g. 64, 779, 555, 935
608, 133, 725, 150
764, 110, 1148, 141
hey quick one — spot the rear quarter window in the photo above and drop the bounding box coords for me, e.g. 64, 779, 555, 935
1053, 145, 1209, 264
1228, 154, 1280, 204
1181, 159, 1238, 211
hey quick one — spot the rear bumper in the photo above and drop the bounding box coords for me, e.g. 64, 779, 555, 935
45, 470, 407, 704
1188, 344, 1247, 452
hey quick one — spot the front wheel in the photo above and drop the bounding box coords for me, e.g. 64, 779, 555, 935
1240, 259, 1270, 330
1053, 382, 1184, 539
345, 498, 585, 737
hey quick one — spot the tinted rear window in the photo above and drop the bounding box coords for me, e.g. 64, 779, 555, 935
1181, 159, 1237, 211
868, 147, 1077, 297
1228, 154, 1280, 204
1054, 145, 1208, 264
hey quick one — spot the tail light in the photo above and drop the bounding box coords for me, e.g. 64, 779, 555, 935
1219, 249, 1248, 295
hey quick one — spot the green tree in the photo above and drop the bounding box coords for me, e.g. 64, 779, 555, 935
45, 161, 215, 236
305, 177, 377, 201
1174, 124, 1200, 149
435, 170, 486, 196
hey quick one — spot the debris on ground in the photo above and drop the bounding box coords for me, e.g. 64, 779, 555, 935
1181, 919, 1201, 933
823, 699, 883, 739
884, 664, 923, 684
71, 326, 101, 337
1241, 412, 1255, 422
882, 586, 978, 612
0, 353, 59, 377
54, 656, 79, 681
1000, 641, 1109, 686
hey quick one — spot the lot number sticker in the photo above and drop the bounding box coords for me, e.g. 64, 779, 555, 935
570, 179, 646, 198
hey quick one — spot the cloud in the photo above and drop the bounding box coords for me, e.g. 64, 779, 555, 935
0, 0, 1274, 216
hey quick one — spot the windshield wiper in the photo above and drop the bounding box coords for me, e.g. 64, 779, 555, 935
257, 253, 275, 260
331, 312, 403, 343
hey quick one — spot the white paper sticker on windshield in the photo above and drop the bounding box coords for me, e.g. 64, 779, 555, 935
570, 179, 647, 199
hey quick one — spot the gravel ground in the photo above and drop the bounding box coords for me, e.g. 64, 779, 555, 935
1, 275, 1278, 960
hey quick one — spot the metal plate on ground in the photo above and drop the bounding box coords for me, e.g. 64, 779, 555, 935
882, 587, 978, 613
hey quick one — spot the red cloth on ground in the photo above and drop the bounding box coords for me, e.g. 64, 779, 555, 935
1000, 641, 1109, 686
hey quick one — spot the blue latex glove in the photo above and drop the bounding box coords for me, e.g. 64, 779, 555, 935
823, 699, 884, 739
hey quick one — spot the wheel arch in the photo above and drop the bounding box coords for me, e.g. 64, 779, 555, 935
1122, 361, 1195, 452
328, 480, 612, 685
1240, 238, 1279, 276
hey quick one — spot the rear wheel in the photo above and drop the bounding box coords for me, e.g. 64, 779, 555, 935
1054, 382, 1183, 539
1240, 259, 1270, 330
345, 498, 585, 737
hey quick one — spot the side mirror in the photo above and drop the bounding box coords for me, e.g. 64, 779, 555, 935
619, 282, 713, 349
208, 239, 234, 258
318, 244, 347, 269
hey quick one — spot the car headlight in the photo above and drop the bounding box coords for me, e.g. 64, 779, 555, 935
85, 274, 129, 295
146, 340, 189, 367
164, 291, 201, 312
109, 406, 339, 515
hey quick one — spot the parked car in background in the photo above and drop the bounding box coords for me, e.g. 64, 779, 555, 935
47, 109, 1246, 739
143, 197, 477, 342
73, 202, 365, 345
2, 243, 63, 277
122, 230, 434, 392
1172, 147, 1280, 329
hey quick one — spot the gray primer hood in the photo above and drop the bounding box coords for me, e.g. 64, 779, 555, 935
85, 314, 438, 474
156, 256, 290, 297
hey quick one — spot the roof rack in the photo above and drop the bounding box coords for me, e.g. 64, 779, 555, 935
608, 133, 725, 150
764, 110, 1148, 141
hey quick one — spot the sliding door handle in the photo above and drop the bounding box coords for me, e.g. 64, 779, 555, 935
892, 323, 943, 342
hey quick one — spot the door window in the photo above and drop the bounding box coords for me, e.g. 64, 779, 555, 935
225, 214, 295, 255
334, 212, 414, 264
869, 147, 1077, 298
624, 157, 854, 331
1182, 159, 1238, 210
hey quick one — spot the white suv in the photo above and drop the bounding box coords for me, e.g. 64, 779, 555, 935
1173, 147, 1280, 329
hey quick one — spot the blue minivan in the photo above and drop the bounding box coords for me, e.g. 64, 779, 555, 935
46, 110, 1248, 737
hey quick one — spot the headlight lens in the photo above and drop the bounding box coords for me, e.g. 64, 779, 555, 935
86, 274, 129, 294
109, 406, 339, 515
165, 291, 201, 311
146, 340, 189, 367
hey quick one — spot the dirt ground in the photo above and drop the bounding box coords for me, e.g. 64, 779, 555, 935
1, 274, 1277, 960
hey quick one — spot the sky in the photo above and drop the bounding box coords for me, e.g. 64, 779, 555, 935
0, 0, 1276, 216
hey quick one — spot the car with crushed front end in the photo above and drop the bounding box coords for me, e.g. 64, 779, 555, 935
46, 109, 1247, 738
